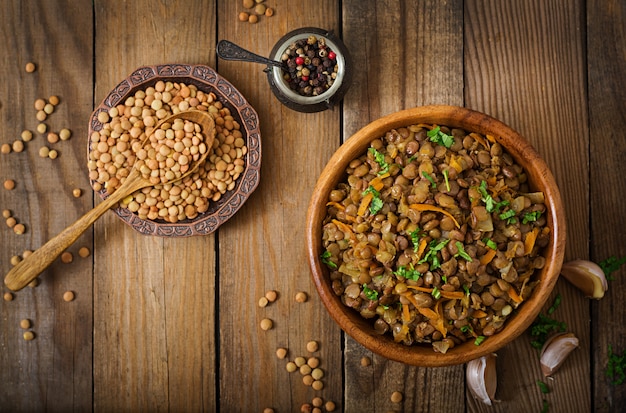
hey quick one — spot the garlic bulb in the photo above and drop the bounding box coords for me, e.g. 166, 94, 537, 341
560, 260, 608, 299
466, 353, 497, 405
540, 332, 579, 377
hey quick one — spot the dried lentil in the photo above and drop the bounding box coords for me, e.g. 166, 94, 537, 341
36, 110, 47, 121
72, 188, 82, 198
43, 103, 55, 115
306, 340, 319, 353
260, 318, 273, 330
258, 296, 269, 307
295, 291, 308, 302
48, 149, 58, 159
10, 255, 21, 266
3, 292, 13, 301
59, 128, 71, 141
325, 401, 337, 412
12, 140, 24, 153
360, 356, 372, 367
49, 95, 60, 105
242, 0, 254, 8
4, 179, 15, 190
302, 375, 314, 386
36, 123, 47, 134
275, 347, 288, 359
78, 246, 91, 257
23, 331, 35, 341
61, 251, 73, 263
63, 291, 75, 302
238, 12, 249, 21
6, 217, 17, 228
25, 62, 36, 73
265, 7, 274, 17
306, 357, 320, 368
2, 209, 11, 219
34, 98, 46, 111
39, 146, 50, 158
23, 250, 33, 258
299, 364, 312, 375
248, 14, 258, 23
28, 278, 39, 288
21, 130, 33, 142
254, 3, 266, 15
311, 368, 324, 380
300, 404, 312, 413
20, 319, 31, 329
262, 409, 274, 413
265, 290, 278, 302
1, 143, 11, 154
286, 361, 297, 372
13, 223, 25, 234
294, 356, 306, 367
390, 391, 403, 403
311, 380, 324, 391
47, 132, 59, 144
311, 397, 323, 408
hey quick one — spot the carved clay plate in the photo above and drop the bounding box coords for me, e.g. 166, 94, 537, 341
88, 64, 261, 237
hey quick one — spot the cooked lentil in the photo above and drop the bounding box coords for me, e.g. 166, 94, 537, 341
88, 81, 248, 224
321, 124, 550, 352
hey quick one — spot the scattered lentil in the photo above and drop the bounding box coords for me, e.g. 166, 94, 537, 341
306, 340, 319, 353
295, 291, 308, 302
312, 397, 323, 407
43, 103, 55, 115
21, 130, 33, 142
20, 319, 31, 329
1, 143, 11, 154
25, 62, 36, 73
23, 331, 35, 341
63, 291, 75, 302
6, 217, 17, 228
302, 375, 314, 386
36, 123, 47, 134
360, 356, 372, 367
61, 251, 73, 263
299, 364, 312, 375
390, 391, 403, 403
28, 278, 39, 288
262, 409, 274, 413
49, 95, 60, 105
47, 132, 59, 144
36, 110, 47, 121
325, 401, 336, 412
286, 361, 297, 373
276, 347, 288, 359
238, 12, 249, 21
39, 146, 50, 158
260, 318, 273, 330
312, 408, 321, 413
13, 223, 26, 234
265, 290, 278, 302
23, 250, 33, 258
3, 292, 13, 301
2, 209, 11, 218
254, 3, 266, 15
59, 128, 71, 141
242, 0, 254, 8
10, 255, 21, 266
307, 357, 320, 368
265, 7, 274, 17
311, 380, 324, 391
294, 356, 307, 367
72, 188, 82, 198
248, 14, 258, 23
258, 296, 269, 307
48, 149, 58, 159
311, 368, 324, 380
34, 98, 46, 111
78, 246, 91, 257
12, 140, 25, 153
4, 179, 16, 190
300, 404, 312, 413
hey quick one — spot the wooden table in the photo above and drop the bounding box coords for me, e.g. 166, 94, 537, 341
1, 1, 625, 412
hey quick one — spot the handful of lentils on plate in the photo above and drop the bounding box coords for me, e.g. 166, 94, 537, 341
280, 35, 339, 97
321, 124, 550, 353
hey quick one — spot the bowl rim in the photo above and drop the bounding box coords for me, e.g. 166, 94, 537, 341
305, 105, 566, 366
87, 64, 262, 237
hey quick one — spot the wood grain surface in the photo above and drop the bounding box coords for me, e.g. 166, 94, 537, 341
1, 1, 625, 412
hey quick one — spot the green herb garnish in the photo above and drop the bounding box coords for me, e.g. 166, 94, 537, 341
362, 186, 384, 215
499, 209, 517, 224
321, 250, 337, 269
418, 239, 450, 270
483, 238, 497, 250
607, 344, 626, 385
541, 400, 550, 413
460, 325, 472, 333
394, 265, 421, 281
443, 169, 451, 192
431, 286, 441, 300
463, 284, 470, 296
530, 314, 567, 349
536, 380, 551, 394
522, 211, 542, 224
409, 227, 423, 252
547, 293, 562, 315
422, 171, 437, 188
362, 284, 379, 301
427, 126, 454, 148
478, 180, 509, 213
454, 241, 473, 262
368, 147, 389, 175
599, 255, 626, 281
474, 336, 486, 346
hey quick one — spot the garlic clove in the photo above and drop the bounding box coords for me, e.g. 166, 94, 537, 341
540, 332, 579, 377
466, 353, 497, 406
560, 259, 608, 299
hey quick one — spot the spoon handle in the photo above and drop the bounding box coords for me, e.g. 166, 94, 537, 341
217, 40, 284, 68
3, 176, 141, 291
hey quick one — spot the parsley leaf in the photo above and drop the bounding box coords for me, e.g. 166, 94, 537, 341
474, 336, 486, 346
409, 227, 423, 252
321, 250, 337, 269
499, 209, 517, 224
362, 186, 384, 215
427, 126, 455, 148
362, 284, 379, 301
530, 314, 567, 349
599, 255, 626, 281
418, 239, 450, 270
422, 171, 437, 188
478, 180, 509, 213
394, 265, 421, 281
536, 380, 551, 394
454, 241, 473, 262
368, 147, 389, 175
607, 344, 626, 385
483, 238, 497, 250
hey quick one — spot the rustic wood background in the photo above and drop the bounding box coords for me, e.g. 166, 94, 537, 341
1, 1, 624, 412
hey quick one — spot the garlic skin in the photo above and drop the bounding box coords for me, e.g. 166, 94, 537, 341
466, 353, 497, 406
560, 259, 608, 299
540, 332, 579, 377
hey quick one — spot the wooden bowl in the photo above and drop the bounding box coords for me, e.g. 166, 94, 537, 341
88, 64, 261, 237
305, 105, 566, 366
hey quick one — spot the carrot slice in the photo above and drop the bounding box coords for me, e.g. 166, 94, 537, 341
417, 306, 439, 320
358, 192, 373, 217
370, 172, 389, 191
524, 227, 540, 255
332, 219, 356, 241
416, 238, 428, 260
409, 204, 460, 228
440, 291, 466, 300
472, 310, 488, 318
509, 286, 524, 304
480, 248, 497, 265
407, 285, 433, 294
433, 301, 447, 337
469, 132, 490, 149
325, 201, 345, 211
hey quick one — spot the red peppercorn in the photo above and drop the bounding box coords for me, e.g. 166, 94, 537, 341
301, 76, 309, 81
328, 51, 337, 60
295, 56, 304, 65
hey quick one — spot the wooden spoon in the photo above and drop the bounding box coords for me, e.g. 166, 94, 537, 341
4, 109, 216, 291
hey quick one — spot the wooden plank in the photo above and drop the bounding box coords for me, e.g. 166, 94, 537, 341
341, 1, 465, 412
464, 1, 590, 412
588, 0, 626, 411
0, 0, 94, 411
92, 1, 217, 411
215, 1, 345, 412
